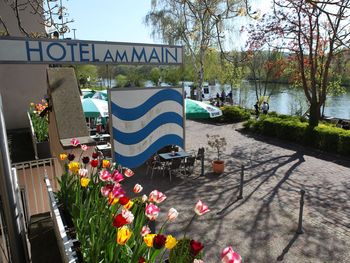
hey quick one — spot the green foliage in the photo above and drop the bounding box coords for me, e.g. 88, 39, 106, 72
28, 101, 49, 142
243, 115, 350, 156
212, 106, 250, 123
115, 74, 128, 88
169, 238, 202, 263
150, 68, 161, 85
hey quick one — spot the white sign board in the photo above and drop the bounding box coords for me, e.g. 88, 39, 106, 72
0, 37, 183, 65
109, 87, 184, 168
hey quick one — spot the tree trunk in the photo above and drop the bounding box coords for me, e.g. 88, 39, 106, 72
309, 101, 320, 128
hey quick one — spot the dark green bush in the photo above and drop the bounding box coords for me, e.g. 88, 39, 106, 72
213, 105, 250, 123
243, 115, 350, 156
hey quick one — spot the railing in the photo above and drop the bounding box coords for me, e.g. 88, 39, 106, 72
12, 158, 60, 220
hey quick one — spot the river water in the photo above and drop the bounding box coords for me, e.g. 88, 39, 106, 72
206, 82, 350, 120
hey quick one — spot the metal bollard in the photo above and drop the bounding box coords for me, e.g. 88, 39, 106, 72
237, 164, 244, 200
296, 189, 305, 234
200, 147, 205, 176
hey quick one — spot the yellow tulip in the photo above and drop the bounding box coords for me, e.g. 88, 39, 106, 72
59, 153, 67, 161
117, 226, 132, 245
68, 161, 80, 173
123, 200, 134, 210
80, 177, 90, 188
165, 235, 177, 249
102, 159, 110, 168
108, 193, 118, 206
144, 234, 156, 247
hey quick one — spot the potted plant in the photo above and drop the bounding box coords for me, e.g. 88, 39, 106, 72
206, 134, 227, 174
28, 100, 50, 159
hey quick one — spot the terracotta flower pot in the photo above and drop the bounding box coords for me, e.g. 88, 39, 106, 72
212, 160, 224, 174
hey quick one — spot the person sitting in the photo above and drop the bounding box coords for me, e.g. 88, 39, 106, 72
254, 101, 260, 118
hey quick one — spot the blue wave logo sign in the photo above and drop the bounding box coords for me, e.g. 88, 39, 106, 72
109, 87, 184, 168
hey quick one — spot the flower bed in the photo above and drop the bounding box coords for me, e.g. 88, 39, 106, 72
55, 139, 243, 263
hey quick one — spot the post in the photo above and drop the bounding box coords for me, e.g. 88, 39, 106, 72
296, 189, 305, 234
200, 147, 205, 176
237, 164, 244, 200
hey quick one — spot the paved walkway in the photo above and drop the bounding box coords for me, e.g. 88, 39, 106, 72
125, 120, 350, 263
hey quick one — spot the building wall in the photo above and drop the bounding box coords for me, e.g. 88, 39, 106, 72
0, 0, 48, 129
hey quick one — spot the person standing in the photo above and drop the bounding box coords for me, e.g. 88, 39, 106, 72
262, 101, 269, 114
254, 101, 260, 118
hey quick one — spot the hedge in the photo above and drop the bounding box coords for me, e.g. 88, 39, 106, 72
211, 105, 251, 123
243, 115, 350, 156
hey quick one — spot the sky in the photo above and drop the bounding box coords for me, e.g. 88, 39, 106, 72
62, 0, 156, 43
61, 0, 271, 47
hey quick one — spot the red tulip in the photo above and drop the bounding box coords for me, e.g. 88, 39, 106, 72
112, 214, 128, 228
90, 159, 98, 167
119, 196, 129, 205
190, 240, 204, 256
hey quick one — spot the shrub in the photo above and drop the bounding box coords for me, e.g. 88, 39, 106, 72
243, 115, 350, 156
212, 106, 250, 123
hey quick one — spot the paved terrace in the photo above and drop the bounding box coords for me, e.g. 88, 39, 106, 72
124, 120, 350, 263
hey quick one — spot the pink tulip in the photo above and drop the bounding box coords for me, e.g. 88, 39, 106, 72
121, 208, 134, 224
112, 185, 126, 198
141, 225, 151, 237
99, 170, 111, 181
71, 138, 80, 146
124, 168, 134, 177
101, 185, 113, 197
145, 203, 160, 221
111, 170, 124, 183
167, 208, 179, 221
133, 183, 143, 193
78, 168, 88, 178
221, 246, 242, 263
149, 190, 167, 204
142, 194, 148, 203
194, 200, 210, 216
81, 144, 89, 151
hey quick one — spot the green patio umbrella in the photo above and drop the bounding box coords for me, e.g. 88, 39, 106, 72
185, 98, 223, 119
81, 98, 109, 124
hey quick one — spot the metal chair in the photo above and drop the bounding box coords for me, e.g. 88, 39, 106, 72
184, 156, 196, 175
163, 158, 183, 182
146, 155, 165, 179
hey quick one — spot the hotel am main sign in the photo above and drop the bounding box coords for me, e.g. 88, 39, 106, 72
0, 37, 183, 65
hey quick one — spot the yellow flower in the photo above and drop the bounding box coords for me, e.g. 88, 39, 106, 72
102, 159, 110, 168
30, 102, 34, 106
59, 153, 67, 161
68, 161, 80, 173
165, 235, 177, 249
144, 234, 156, 247
117, 226, 132, 245
80, 177, 90, 188
123, 200, 134, 210
108, 193, 118, 206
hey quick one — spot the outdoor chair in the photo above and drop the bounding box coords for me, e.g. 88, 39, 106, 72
146, 155, 165, 179
163, 158, 183, 182
184, 156, 196, 175
195, 147, 204, 164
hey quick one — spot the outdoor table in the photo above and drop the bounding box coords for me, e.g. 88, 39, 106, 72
90, 134, 110, 141
96, 143, 112, 158
158, 151, 190, 161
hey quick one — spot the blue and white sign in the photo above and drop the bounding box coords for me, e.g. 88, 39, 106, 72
109, 87, 184, 168
0, 37, 183, 65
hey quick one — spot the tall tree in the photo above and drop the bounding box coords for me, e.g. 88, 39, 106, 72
248, 0, 350, 127
145, 0, 248, 100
